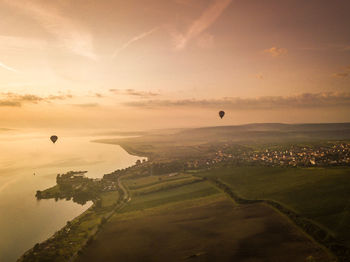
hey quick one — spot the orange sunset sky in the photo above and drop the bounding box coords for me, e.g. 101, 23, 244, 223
0, 0, 350, 130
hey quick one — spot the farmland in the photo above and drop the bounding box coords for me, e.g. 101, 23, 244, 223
77, 175, 330, 262
197, 166, 350, 247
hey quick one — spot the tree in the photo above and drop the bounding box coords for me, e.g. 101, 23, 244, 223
33, 243, 40, 252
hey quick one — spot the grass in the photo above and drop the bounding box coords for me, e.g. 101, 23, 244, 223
124, 173, 191, 189
100, 191, 119, 208
77, 194, 330, 262
199, 166, 350, 246
129, 176, 203, 196
121, 181, 220, 213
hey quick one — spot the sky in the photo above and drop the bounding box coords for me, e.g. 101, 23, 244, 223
0, 0, 350, 131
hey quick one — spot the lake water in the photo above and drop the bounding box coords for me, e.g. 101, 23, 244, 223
0, 131, 144, 262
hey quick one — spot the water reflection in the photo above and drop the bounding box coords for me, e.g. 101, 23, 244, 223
0, 132, 144, 262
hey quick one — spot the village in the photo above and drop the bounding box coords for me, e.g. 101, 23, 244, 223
186, 142, 350, 168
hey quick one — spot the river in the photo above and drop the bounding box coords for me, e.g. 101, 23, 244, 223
0, 131, 144, 262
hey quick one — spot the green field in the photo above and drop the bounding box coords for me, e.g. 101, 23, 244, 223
77, 192, 330, 262
125, 174, 203, 196
198, 167, 350, 246
99, 191, 119, 208
124, 173, 194, 190
122, 180, 220, 212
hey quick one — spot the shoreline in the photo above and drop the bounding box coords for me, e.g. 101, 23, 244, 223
17, 141, 144, 262
17, 177, 127, 262
93, 139, 151, 159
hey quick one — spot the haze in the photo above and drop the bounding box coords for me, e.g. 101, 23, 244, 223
1, 0, 350, 130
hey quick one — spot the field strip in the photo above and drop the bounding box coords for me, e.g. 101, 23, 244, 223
209, 178, 348, 262
108, 194, 228, 222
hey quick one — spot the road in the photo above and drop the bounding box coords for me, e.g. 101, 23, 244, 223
117, 176, 131, 202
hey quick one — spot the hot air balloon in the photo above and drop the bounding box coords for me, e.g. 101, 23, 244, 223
50, 135, 58, 144
219, 111, 225, 119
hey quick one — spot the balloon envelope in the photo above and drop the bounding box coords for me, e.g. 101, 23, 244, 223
50, 135, 58, 144
219, 111, 225, 119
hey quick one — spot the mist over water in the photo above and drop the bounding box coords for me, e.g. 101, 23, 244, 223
0, 131, 144, 262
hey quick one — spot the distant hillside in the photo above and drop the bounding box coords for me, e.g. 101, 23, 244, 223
175, 123, 350, 143
96, 123, 350, 160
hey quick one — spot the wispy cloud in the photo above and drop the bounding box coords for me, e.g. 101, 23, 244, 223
112, 27, 159, 58
47, 94, 73, 100
333, 66, 350, 78
196, 33, 215, 49
3, 93, 44, 104
0, 92, 73, 107
174, 0, 200, 7
264, 47, 288, 57
333, 72, 348, 78
109, 89, 160, 98
255, 73, 264, 80
0, 101, 21, 107
0, 35, 45, 53
172, 0, 232, 50
71, 103, 99, 108
341, 45, 350, 51
0, 61, 19, 73
3, 0, 96, 59
124, 92, 350, 110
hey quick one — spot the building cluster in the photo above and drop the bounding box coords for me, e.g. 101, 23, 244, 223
186, 142, 350, 168
185, 150, 234, 169
243, 143, 350, 167
56, 171, 117, 194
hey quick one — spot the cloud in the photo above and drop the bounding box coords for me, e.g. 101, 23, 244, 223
255, 73, 264, 80
0, 35, 46, 53
124, 92, 350, 110
264, 47, 288, 57
0, 61, 19, 73
71, 103, 99, 108
332, 65, 350, 78
333, 72, 348, 78
174, 0, 200, 7
109, 89, 160, 98
3, 0, 96, 59
112, 27, 159, 58
48, 94, 73, 100
172, 0, 232, 50
3, 93, 44, 103
0, 92, 73, 107
196, 33, 215, 49
0, 100, 21, 107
